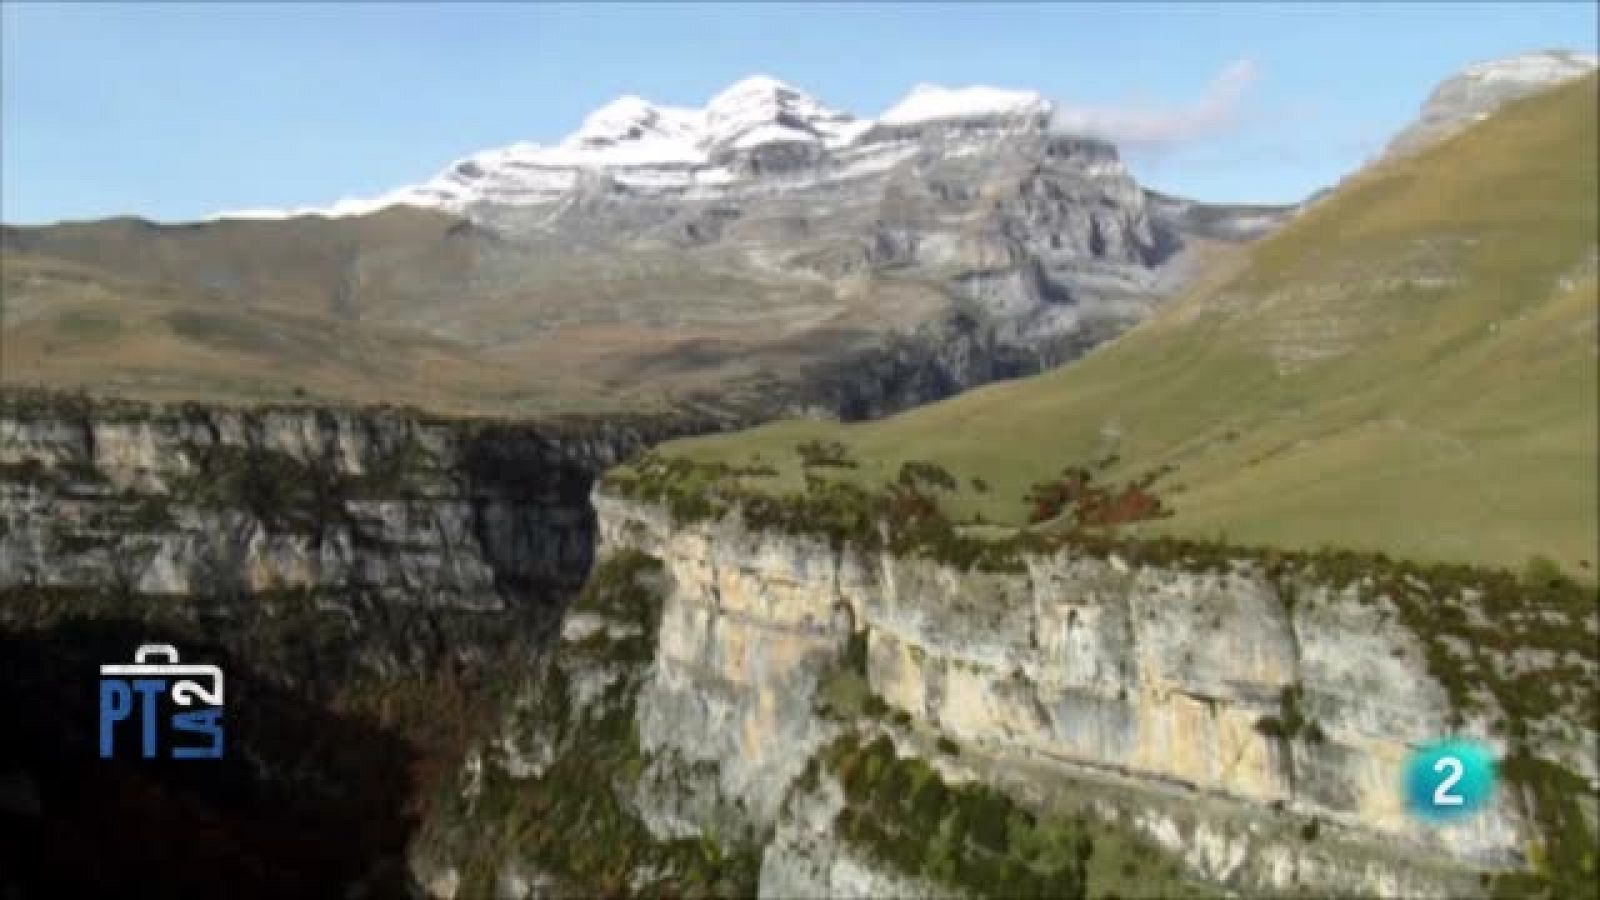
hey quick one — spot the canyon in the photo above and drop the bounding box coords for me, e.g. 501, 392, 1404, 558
2, 51, 1596, 900
406, 482, 1594, 898
0, 393, 699, 896
1, 379, 1593, 898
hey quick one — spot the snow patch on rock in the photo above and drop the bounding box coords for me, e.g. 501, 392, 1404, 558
879, 84, 1051, 124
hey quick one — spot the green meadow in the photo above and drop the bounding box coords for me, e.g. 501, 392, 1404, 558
661, 75, 1599, 577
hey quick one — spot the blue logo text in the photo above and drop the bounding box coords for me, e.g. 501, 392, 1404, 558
98, 644, 225, 760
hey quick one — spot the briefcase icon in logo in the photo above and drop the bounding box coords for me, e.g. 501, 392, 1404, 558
99, 644, 225, 760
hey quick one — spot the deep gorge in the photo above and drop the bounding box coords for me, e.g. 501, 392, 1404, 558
0, 391, 706, 897
1, 391, 1594, 899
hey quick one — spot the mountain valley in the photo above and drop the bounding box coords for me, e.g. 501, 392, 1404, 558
3, 77, 1289, 420
1, 47, 1597, 900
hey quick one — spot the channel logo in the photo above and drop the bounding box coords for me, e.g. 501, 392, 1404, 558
1403, 738, 1496, 822
98, 644, 225, 760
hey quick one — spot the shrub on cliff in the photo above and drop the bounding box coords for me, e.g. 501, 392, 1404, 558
821, 732, 1096, 898
897, 460, 959, 492
796, 439, 858, 469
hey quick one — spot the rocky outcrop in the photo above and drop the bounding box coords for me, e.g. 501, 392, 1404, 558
407, 550, 766, 899
758, 772, 959, 900
0, 392, 717, 896
0, 392, 705, 614
1382, 50, 1596, 160
546, 489, 1596, 897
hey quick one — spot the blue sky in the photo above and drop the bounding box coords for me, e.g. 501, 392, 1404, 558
3, 1, 1595, 223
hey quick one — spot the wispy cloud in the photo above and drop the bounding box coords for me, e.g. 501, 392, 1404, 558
1050, 59, 1259, 148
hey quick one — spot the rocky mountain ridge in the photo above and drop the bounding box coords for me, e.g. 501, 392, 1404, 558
4, 76, 1293, 420
1381, 49, 1596, 159
214, 78, 1063, 220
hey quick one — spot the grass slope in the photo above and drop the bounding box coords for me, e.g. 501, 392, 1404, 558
1, 195, 938, 416
663, 75, 1599, 576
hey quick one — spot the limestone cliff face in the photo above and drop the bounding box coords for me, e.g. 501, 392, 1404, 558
0, 394, 717, 895
587, 489, 1588, 897
407, 550, 769, 899
16, 392, 1584, 897
0, 394, 695, 612
0, 394, 730, 896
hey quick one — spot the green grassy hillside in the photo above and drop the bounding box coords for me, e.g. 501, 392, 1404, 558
662, 75, 1599, 576
0, 207, 912, 415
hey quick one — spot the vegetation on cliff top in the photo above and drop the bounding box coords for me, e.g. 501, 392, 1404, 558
604, 448, 1180, 573
0, 385, 717, 442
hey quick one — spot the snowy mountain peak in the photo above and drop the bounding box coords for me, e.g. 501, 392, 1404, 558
568, 95, 699, 149
1454, 49, 1597, 87
214, 75, 1067, 220
706, 74, 811, 111
880, 84, 1052, 125
702, 74, 855, 147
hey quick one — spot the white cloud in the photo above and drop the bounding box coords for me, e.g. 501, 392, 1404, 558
1050, 59, 1259, 148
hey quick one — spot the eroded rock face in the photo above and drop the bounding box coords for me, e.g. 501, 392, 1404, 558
582, 489, 1589, 896
759, 774, 958, 900
0, 394, 715, 896
14, 394, 1585, 897
1382, 50, 1597, 160
407, 550, 768, 899
0, 395, 696, 609
3, 77, 1295, 424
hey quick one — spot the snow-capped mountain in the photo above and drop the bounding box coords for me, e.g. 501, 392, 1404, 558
4, 54, 1581, 422
16, 70, 1300, 421
215, 76, 1063, 220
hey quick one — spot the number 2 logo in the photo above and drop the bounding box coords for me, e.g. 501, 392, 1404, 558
1405, 740, 1495, 822
1432, 756, 1464, 806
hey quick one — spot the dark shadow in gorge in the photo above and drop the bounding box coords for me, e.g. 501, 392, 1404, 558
0, 398, 729, 898
460, 425, 605, 599
0, 616, 426, 899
